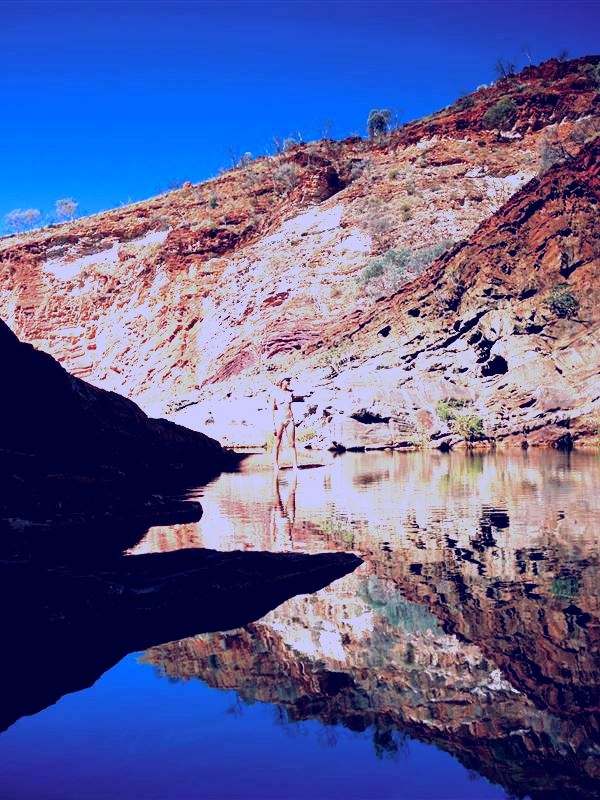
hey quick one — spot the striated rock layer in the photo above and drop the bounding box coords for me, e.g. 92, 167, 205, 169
312, 136, 600, 450
1, 57, 599, 449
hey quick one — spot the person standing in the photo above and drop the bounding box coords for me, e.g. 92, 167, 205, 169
271, 376, 298, 472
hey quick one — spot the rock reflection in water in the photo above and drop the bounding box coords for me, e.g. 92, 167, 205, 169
138, 451, 600, 800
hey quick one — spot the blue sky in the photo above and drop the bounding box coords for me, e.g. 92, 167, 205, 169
1, 0, 598, 225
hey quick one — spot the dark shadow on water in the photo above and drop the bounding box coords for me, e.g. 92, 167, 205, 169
0, 514, 361, 734
277, 463, 325, 471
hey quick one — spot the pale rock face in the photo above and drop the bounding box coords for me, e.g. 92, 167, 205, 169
43, 241, 122, 281
1, 57, 599, 448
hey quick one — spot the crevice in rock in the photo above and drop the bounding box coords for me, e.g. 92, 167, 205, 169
350, 409, 391, 424
519, 397, 536, 408
437, 310, 489, 350
519, 287, 538, 299
525, 322, 544, 334
481, 354, 509, 376
475, 337, 495, 363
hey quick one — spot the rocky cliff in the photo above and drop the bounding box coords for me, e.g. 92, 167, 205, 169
0, 319, 235, 517
1, 57, 599, 449
314, 135, 600, 450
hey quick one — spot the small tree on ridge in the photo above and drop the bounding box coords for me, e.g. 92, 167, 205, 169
55, 197, 79, 221
4, 208, 41, 233
367, 109, 393, 140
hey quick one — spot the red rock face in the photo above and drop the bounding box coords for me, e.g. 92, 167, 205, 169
1, 57, 599, 448
135, 446, 600, 798
322, 137, 600, 449
393, 56, 600, 142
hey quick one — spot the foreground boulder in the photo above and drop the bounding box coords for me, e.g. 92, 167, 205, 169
0, 319, 236, 514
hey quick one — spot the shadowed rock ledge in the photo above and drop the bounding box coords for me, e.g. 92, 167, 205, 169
0, 520, 361, 733
0, 318, 239, 520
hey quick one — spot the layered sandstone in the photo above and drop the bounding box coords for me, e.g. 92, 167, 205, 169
1, 57, 599, 449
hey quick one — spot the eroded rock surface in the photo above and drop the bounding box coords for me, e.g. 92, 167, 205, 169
1, 57, 599, 449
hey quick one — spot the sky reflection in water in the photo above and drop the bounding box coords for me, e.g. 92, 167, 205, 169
2, 450, 599, 800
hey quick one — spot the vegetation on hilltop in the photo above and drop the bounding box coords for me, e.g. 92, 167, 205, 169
4, 55, 598, 238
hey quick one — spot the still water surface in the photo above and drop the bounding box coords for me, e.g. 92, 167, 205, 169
2, 451, 599, 799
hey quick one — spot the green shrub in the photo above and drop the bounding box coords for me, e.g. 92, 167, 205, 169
545, 283, 579, 318
358, 241, 452, 296
494, 58, 516, 79
296, 427, 316, 443
482, 97, 517, 131
437, 400, 483, 441
4, 207, 42, 233
551, 576, 579, 598
456, 95, 475, 110
360, 576, 440, 632
367, 108, 392, 139
314, 342, 351, 372
273, 163, 298, 194
55, 197, 79, 221
583, 61, 600, 89
364, 205, 392, 248
539, 134, 569, 173
436, 401, 453, 422
436, 398, 468, 422
208, 193, 219, 209
453, 413, 485, 441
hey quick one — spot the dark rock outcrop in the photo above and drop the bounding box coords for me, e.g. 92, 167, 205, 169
0, 318, 237, 516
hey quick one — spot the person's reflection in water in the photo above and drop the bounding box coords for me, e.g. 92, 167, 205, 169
270, 471, 297, 550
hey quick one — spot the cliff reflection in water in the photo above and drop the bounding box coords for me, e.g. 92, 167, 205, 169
137, 451, 600, 800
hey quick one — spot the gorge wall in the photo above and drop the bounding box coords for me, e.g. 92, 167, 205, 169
1, 57, 599, 449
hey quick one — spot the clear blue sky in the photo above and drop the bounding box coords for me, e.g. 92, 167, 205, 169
1, 0, 598, 224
